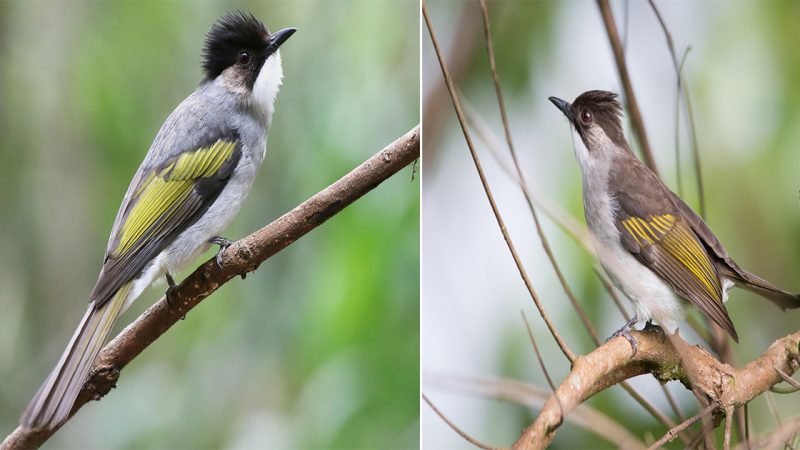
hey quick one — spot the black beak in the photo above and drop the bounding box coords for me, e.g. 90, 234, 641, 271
267, 27, 297, 52
548, 96, 573, 122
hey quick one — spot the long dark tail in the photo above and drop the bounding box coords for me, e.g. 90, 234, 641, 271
732, 269, 800, 310
21, 283, 130, 430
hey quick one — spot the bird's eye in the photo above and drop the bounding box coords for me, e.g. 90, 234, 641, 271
580, 110, 593, 125
237, 51, 251, 65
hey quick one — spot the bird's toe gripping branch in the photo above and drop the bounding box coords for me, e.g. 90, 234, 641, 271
608, 314, 639, 357
208, 236, 234, 269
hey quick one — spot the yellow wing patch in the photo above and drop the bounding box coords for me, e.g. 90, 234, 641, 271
621, 214, 720, 298
113, 140, 236, 256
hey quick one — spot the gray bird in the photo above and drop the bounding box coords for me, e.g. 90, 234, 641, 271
549, 90, 799, 353
22, 11, 295, 429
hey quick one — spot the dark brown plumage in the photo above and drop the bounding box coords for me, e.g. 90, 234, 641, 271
550, 89, 799, 345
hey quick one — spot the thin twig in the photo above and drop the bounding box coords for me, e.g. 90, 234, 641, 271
477, 0, 599, 348
771, 384, 800, 394
422, 394, 503, 450
725, 408, 734, 450
765, 392, 783, 428
647, 0, 705, 217
775, 365, 800, 390
662, 385, 687, 425
461, 98, 591, 249
744, 405, 751, 450
593, 267, 630, 320
733, 416, 800, 450
427, 375, 646, 449
521, 312, 559, 395
647, 403, 716, 450
423, 1, 576, 363
595, 0, 658, 175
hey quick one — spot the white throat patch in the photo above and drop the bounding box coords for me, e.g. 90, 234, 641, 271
252, 50, 284, 120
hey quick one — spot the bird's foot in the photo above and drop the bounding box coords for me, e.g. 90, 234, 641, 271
643, 319, 666, 342
607, 314, 639, 357
209, 236, 234, 269
165, 273, 187, 320
165, 272, 178, 309
643, 319, 664, 333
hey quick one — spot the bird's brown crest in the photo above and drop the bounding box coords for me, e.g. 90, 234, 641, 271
572, 90, 628, 149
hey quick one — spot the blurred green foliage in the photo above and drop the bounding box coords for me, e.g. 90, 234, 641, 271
0, 1, 419, 448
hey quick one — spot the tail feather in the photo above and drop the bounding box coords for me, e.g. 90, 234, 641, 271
21, 284, 130, 430
733, 270, 800, 310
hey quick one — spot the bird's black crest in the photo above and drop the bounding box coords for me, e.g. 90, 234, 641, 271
202, 11, 269, 80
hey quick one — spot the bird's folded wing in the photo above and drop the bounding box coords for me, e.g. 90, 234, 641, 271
90, 137, 242, 307
616, 213, 738, 341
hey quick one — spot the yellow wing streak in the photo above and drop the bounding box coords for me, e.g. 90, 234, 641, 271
621, 214, 720, 297
113, 140, 236, 256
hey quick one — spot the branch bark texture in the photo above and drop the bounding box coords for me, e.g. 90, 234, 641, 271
1, 125, 420, 450
512, 330, 800, 449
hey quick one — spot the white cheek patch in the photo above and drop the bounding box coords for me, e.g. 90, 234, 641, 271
570, 126, 590, 169
252, 50, 284, 119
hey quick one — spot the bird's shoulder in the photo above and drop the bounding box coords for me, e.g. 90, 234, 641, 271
607, 152, 677, 219
143, 85, 240, 171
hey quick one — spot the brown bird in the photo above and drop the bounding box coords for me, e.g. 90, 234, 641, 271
549, 90, 799, 352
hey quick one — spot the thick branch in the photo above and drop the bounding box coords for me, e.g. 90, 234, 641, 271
512, 330, 800, 449
1, 125, 420, 450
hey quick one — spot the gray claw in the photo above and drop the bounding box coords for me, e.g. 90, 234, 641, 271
209, 236, 234, 269
608, 314, 639, 357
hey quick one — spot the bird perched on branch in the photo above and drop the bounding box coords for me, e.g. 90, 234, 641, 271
21, 11, 296, 429
549, 90, 799, 354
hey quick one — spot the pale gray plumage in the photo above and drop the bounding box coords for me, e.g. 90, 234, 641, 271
21, 12, 295, 430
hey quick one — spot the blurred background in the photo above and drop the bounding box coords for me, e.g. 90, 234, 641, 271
0, 1, 418, 448
423, 0, 800, 448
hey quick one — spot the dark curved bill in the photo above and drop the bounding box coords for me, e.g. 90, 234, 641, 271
268, 27, 297, 52
548, 96, 573, 121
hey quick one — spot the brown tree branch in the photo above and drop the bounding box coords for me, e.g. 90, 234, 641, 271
511, 330, 800, 450
1, 125, 420, 450
426, 375, 646, 449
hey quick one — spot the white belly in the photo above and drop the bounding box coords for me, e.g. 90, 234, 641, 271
123, 150, 263, 310
581, 166, 685, 332
592, 236, 685, 332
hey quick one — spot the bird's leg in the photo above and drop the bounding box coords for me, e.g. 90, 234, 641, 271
643, 319, 666, 342
607, 314, 639, 357
643, 319, 664, 332
165, 272, 178, 309
209, 236, 234, 269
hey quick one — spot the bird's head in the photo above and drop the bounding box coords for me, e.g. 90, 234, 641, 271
549, 90, 630, 170
202, 11, 296, 116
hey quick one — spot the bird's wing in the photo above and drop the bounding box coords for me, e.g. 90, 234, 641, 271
615, 211, 738, 341
671, 192, 800, 309
90, 132, 242, 307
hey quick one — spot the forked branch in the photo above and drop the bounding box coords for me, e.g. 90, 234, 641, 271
512, 330, 800, 450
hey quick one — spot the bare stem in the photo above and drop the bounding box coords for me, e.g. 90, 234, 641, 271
423, 1, 576, 363
596, 0, 658, 175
